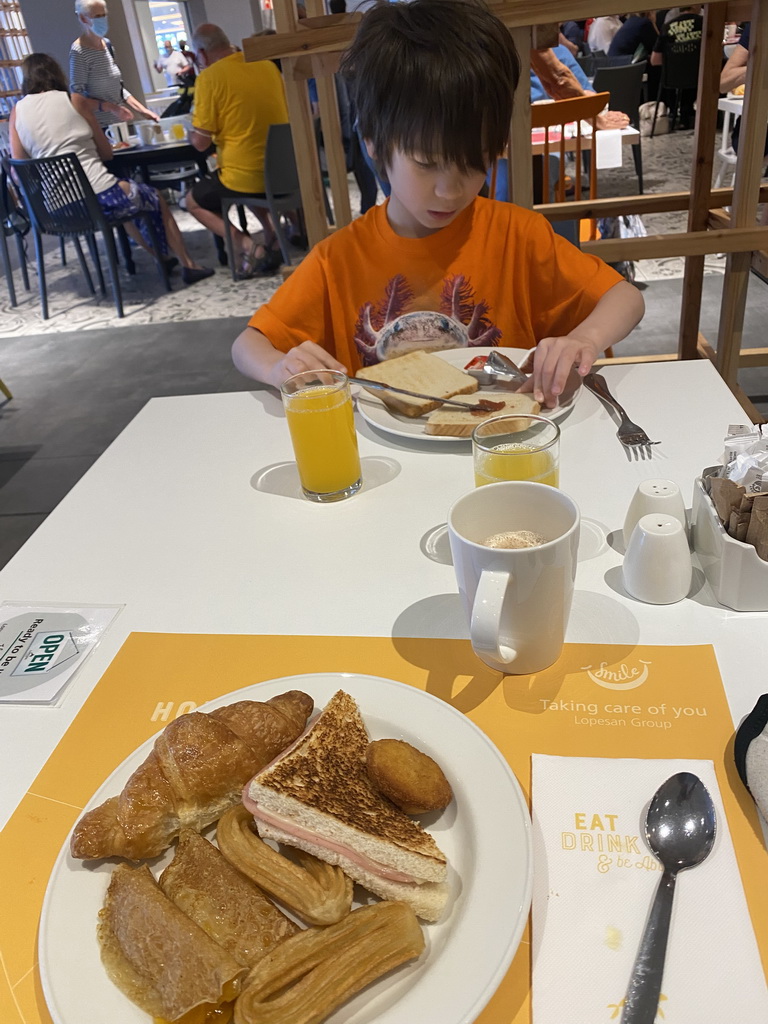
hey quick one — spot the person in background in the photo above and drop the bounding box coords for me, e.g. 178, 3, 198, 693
651, 6, 703, 130
587, 15, 623, 54
720, 22, 768, 186
232, 0, 644, 405
608, 11, 658, 58
154, 40, 194, 88
10, 53, 213, 286
70, 0, 158, 129
185, 23, 290, 278
558, 21, 582, 56
530, 46, 630, 129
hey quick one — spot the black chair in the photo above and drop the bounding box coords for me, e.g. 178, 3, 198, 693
592, 61, 647, 193
221, 123, 309, 281
10, 152, 170, 319
592, 53, 635, 70
651, 45, 701, 137
0, 158, 30, 307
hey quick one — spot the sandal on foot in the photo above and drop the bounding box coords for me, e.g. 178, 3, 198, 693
236, 242, 265, 280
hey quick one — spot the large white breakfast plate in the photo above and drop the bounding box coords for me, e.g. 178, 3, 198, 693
39, 673, 532, 1024
356, 346, 579, 443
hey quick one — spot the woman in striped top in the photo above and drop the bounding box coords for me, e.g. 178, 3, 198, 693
69, 0, 158, 130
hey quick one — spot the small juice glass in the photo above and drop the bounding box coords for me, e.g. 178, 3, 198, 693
281, 370, 362, 502
472, 414, 560, 488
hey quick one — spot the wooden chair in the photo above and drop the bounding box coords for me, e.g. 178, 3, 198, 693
531, 92, 614, 356
530, 92, 609, 242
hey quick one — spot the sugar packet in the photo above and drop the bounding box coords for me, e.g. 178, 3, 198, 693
722, 424, 768, 493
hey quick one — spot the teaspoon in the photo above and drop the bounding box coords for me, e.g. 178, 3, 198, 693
621, 772, 717, 1024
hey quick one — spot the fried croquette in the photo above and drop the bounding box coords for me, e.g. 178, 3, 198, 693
365, 739, 453, 815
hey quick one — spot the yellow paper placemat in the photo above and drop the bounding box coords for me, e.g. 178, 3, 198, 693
2, 633, 766, 1024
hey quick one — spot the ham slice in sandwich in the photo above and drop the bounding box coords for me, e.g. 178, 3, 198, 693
243, 690, 450, 922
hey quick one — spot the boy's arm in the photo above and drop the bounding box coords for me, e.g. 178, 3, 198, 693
528, 281, 644, 407
232, 326, 347, 389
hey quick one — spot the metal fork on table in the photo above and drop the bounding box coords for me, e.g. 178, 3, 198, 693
583, 372, 661, 458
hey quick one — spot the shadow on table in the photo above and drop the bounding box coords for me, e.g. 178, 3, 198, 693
252, 455, 401, 499
393, 591, 644, 715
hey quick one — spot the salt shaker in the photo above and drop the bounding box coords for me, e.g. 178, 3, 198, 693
622, 513, 692, 604
623, 479, 687, 549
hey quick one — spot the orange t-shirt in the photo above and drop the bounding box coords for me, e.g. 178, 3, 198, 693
249, 197, 623, 372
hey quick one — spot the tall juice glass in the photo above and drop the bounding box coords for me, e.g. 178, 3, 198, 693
472, 414, 560, 487
281, 370, 362, 502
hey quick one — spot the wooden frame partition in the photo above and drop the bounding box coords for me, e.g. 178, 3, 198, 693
243, 0, 768, 420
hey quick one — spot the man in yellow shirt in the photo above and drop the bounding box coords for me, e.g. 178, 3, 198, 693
186, 23, 289, 277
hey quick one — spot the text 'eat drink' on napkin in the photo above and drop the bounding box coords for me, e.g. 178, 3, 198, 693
532, 754, 768, 1024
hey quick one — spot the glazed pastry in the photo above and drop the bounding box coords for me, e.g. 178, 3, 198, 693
216, 805, 353, 927
235, 901, 424, 1024
71, 691, 314, 861
99, 863, 245, 1022
160, 829, 297, 967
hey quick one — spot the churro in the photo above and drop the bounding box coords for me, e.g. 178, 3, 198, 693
234, 901, 424, 1024
216, 805, 353, 926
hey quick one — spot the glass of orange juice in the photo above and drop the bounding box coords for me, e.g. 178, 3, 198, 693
472, 414, 560, 488
170, 121, 186, 141
281, 370, 362, 502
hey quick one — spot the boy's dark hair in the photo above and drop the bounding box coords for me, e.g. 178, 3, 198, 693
339, 0, 520, 174
21, 53, 69, 96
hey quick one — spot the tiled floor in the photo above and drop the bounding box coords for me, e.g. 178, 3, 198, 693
1, 126, 767, 569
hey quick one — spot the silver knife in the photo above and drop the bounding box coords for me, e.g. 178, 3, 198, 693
355, 377, 506, 412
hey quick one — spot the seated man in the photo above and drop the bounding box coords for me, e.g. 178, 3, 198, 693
185, 23, 289, 278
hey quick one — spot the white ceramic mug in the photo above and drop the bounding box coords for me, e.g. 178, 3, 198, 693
447, 482, 580, 674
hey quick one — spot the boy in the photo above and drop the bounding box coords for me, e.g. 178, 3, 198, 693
232, 0, 644, 407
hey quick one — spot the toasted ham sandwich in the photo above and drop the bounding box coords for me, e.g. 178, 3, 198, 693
242, 690, 450, 922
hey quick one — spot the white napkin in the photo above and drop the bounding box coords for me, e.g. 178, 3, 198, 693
532, 755, 768, 1023
596, 128, 623, 169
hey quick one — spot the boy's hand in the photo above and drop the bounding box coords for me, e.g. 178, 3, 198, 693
266, 340, 347, 389
524, 333, 600, 408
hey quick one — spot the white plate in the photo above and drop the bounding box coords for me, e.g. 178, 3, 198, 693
39, 673, 532, 1024
356, 346, 579, 444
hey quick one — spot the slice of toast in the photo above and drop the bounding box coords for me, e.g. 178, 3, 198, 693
355, 351, 477, 417
424, 393, 541, 436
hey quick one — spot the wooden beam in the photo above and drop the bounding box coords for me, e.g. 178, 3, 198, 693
242, 14, 361, 63
679, 3, 726, 359
736, 348, 768, 368
716, 0, 768, 385
273, 2, 329, 248
582, 226, 768, 262
306, 0, 352, 229
245, 0, 755, 60
537, 185, 768, 222
508, 27, 533, 208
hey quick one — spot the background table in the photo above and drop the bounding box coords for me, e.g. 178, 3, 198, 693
0, 359, 765, 832
106, 139, 209, 186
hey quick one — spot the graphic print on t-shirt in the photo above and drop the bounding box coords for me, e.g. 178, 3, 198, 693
354, 273, 502, 365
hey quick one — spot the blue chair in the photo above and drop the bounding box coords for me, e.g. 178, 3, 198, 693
10, 152, 169, 319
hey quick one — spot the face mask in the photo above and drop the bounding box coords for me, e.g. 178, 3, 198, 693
89, 15, 109, 37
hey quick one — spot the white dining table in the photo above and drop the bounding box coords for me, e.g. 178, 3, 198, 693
1, 358, 766, 834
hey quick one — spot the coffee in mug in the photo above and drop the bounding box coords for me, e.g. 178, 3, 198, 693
448, 481, 580, 674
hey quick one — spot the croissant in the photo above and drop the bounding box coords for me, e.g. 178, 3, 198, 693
71, 690, 314, 861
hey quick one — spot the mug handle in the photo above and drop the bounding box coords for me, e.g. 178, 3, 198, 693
470, 570, 517, 666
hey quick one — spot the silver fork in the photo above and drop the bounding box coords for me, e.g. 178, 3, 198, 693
583, 372, 661, 458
